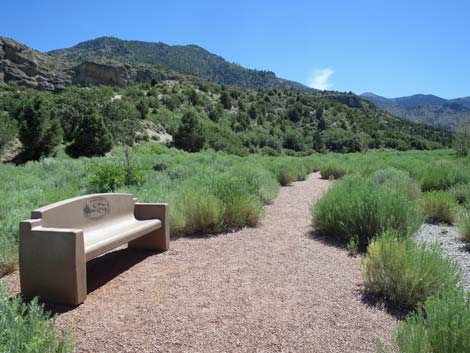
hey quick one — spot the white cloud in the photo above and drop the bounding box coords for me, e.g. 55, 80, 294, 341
308, 68, 334, 90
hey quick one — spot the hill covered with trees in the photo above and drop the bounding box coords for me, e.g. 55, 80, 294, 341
48, 37, 310, 91
0, 76, 452, 163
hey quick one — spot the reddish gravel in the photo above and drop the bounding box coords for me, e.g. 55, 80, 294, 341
2, 172, 396, 352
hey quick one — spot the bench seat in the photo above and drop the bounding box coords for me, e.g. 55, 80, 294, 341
84, 218, 162, 261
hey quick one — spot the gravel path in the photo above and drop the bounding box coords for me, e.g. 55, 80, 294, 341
415, 223, 470, 291
2, 173, 396, 352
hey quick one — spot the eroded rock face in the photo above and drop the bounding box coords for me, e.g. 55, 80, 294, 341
0, 36, 154, 90
0, 36, 73, 90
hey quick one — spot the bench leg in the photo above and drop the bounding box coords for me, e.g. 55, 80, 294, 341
128, 228, 169, 251
19, 227, 87, 305
131, 203, 169, 251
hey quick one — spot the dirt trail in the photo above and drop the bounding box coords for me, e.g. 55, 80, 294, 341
2, 173, 396, 352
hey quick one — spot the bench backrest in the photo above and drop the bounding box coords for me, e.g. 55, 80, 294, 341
31, 193, 135, 230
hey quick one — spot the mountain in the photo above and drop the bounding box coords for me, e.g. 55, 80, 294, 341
361, 92, 470, 131
48, 36, 311, 91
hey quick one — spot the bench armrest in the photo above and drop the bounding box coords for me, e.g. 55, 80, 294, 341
133, 203, 169, 250
19, 221, 86, 304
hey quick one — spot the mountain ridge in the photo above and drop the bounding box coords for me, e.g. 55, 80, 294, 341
48, 36, 312, 91
360, 92, 470, 131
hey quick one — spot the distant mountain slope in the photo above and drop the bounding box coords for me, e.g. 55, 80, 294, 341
361, 92, 470, 131
48, 37, 311, 91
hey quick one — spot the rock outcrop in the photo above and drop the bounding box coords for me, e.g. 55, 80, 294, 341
0, 36, 73, 90
0, 36, 154, 91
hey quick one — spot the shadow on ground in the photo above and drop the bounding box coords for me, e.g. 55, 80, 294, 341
360, 291, 410, 320
40, 247, 158, 315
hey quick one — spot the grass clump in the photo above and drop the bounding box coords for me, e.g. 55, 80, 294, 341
0, 284, 74, 353
370, 167, 421, 200
417, 191, 459, 224
449, 183, 470, 205
313, 176, 422, 246
457, 211, 470, 242
418, 162, 467, 191
319, 162, 348, 179
391, 290, 470, 353
362, 230, 461, 309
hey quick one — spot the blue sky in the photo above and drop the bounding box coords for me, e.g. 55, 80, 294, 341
2, 0, 469, 98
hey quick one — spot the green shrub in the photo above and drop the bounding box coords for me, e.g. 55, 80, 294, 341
319, 162, 348, 179
418, 191, 459, 224
313, 176, 422, 245
211, 174, 264, 228
17, 95, 63, 161
171, 188, 223, 235
0, 283, 74, 353
370, 167, 421, 200
362, 230, 461, 309
392, 290, 470, 353
457, 210, 470, 242
88, 163, 126, 192
66, 111, 113, 158
449, 183, 470, 205
0, 111, 17, 153
418, 162, 467, 191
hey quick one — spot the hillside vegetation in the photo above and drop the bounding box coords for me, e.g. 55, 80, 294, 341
0, 79, 452, 163
48, 37, 309, 91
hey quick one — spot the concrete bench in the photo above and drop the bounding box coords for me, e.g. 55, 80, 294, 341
19, 193, 169, 305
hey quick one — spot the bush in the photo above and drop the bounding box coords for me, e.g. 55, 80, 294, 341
362, 230, 461, 309
0, 111, 17, 153
66, 111, 113, 158
370, 168, 421, 200
449, 183, 470, 205
457, 211, 470, 242
0, 283, 74, 353
171, 188, 223, 235
392, 290, 470, 353
88, 163, 126, 192
418, 191, 459, 224
173, 111, 206, 152
319, 162, 348, 179
313, 176, 422, 245
211, 174, 264, 228
17, 95, 63, 161
418, 163, 467, 191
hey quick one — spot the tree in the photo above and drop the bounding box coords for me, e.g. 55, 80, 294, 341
66, 111, 113, 158
136, 99, 149, 119
453, 126, 470, 156
17, 95, 62, 160
220, 91, 232, 110
174, 111, 206, 152
0, 111, 17, 153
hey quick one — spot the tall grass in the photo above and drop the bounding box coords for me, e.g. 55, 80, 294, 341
457, 211, 470, 242
0, 283, 74, 353
417, 191, 459, 224
361, 230, 461, 309
449, 183, 470, 205
312, 176, 422, 245
370, 168, 421, 200
391, 290, 470, 353
319, 161, 348, 179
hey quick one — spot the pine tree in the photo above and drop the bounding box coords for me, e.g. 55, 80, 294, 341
67, 111, 113, 157
18, 95, 63, 160
174, 111, 206, 152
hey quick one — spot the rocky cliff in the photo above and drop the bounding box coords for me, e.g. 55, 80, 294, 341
0, 36, 155, 91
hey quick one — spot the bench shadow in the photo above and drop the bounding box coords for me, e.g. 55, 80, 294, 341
43, 247, 157, 315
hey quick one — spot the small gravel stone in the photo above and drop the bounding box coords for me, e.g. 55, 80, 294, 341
415, 223, 470, 291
